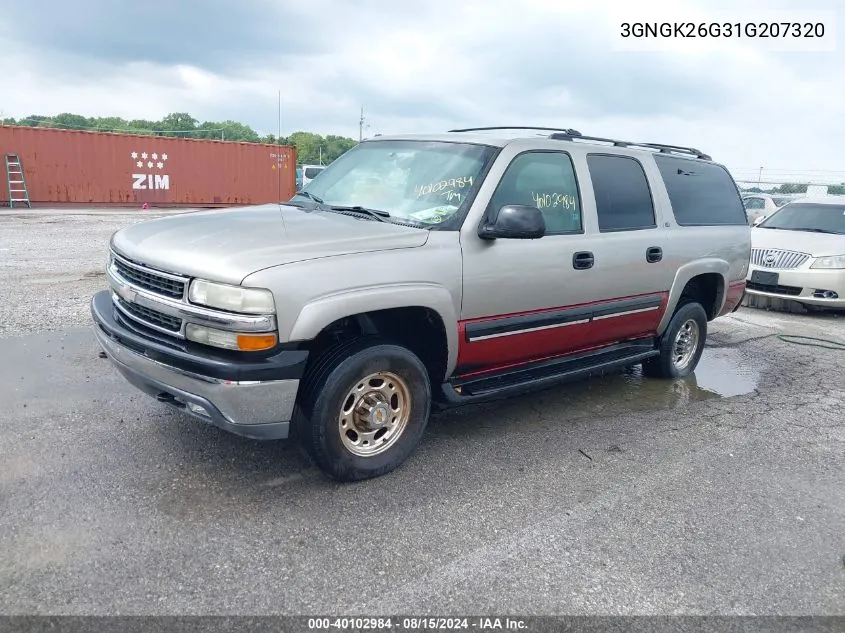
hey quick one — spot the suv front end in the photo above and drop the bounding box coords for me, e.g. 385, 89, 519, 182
90, 248, 308, 439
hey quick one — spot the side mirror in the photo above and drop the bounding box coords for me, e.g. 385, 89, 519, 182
478, 204, 546, 240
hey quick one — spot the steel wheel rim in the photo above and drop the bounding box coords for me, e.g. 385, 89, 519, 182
672, 318, 700, 371
338, 371, 411, 457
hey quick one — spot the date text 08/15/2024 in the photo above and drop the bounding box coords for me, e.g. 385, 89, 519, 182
307, 617, 528, 630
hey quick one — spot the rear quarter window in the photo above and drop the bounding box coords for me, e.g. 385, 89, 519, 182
654, 155, 746, 226
587, 154, 656, 232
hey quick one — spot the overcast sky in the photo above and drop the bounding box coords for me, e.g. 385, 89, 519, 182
1, 0, 842, 182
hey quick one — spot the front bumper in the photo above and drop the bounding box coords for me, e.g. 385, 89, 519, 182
745, 265, 845, 309
91, 290, 308, 439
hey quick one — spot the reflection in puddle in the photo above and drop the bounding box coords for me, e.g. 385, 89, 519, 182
689, 348, 759, 397
525, 347, 760, 417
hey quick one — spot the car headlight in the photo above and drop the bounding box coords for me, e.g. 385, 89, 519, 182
188, 279, 275, 314
810, 255, 845, 270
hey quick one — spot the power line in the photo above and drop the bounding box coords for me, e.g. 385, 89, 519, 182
730, 167, 845, 174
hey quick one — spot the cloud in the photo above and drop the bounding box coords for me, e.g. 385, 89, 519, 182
1, 0, 843, 178
10, 0, 318, 72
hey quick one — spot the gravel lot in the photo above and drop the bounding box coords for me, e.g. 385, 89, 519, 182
1, 210, 844, 616
0, 209, 184, 338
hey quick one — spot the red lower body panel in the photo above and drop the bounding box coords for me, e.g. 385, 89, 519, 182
719, 280, 746, 316
456, 291, 669, 377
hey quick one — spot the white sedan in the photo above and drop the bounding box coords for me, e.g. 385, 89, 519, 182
741, 194, 793, 225
746, 196, 845, 311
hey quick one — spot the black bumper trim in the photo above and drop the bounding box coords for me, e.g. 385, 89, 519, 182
91, 290, 309, 383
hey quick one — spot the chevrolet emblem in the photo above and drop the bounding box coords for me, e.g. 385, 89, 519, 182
117, 283, 136, 303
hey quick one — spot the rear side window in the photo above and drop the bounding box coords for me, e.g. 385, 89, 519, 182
587, 154, 656, 232
654, 155, 746, 226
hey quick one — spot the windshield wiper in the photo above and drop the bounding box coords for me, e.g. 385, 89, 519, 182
296, 191, 325, 204
790, 227, 844, 234
767, 226, 845, 235
329, 205, 390, 223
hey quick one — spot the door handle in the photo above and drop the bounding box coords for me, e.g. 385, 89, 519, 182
646, 246, 663, 263
573, 251, 594, 270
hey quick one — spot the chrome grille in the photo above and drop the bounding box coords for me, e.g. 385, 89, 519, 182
750, 248, 810, 270
113, 255, 186, 299
116, 298, 182, 332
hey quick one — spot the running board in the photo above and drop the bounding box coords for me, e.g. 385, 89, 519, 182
440, 338, 659, 405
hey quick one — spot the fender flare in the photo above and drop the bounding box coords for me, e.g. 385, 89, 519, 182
658, 259, 730, 334
288, 282, 460, 376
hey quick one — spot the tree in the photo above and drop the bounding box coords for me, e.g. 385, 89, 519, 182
158, 112, 198, 137
0, 111, 359, 164
774, 183, 809, 194
51, 113, 91, 130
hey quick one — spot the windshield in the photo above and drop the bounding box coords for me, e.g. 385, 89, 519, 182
290, 140, 497, 227
772, 197, 792, 207
758, 202, 845, 234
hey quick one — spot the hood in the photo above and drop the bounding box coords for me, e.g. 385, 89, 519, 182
110, 204, 430, 285
751, 226, 845, 258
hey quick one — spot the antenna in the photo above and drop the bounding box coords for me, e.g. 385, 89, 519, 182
278, 89, 282, 202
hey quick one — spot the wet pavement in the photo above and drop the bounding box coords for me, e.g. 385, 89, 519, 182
1, 212, 844, 615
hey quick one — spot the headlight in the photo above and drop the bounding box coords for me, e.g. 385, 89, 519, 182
185, 324, 278, 351
188, 279, 275, 314
810, 255, 845, 269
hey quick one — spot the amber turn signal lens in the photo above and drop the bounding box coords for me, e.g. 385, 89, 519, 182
236, 333, 278, 351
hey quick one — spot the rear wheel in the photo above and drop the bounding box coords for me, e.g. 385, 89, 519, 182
643, 301, 708, 379
292, 338, 431, 482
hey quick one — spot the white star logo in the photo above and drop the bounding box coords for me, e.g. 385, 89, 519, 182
161, 153, 168, 161
136, 161, 143, 168
156, 161, 164, 169
141, 152, 148, 159
131, 152, 138, 159
151, 153, 158, 160
147, 161, 154, 168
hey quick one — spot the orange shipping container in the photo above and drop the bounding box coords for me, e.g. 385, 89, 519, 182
0, 125, 296, 207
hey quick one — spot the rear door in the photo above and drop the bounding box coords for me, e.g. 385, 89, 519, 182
577, 152, 674, 347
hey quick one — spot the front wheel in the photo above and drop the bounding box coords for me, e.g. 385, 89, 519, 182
642, 301, 708, 379
293, 339, 432, 482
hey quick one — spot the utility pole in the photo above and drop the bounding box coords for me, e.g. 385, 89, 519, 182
758, 167, 763, 187
359, 106, 364, 142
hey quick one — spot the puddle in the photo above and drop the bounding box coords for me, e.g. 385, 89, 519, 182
690, 348, 760, 397
607, 346, 759, 403
497, 346, 761, 420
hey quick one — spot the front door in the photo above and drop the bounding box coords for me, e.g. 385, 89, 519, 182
458, 149, 600, 375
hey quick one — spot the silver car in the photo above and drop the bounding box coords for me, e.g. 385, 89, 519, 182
92, 127, 751, 481
746, 196, 845, 310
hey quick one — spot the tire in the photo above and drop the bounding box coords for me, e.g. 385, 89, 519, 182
642, 301, 708, 379
292, 337, 432, 482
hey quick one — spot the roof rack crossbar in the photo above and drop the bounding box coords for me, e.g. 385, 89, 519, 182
448, 126, 582, 135
548, 132, 711, 160
446, 127, 711, 160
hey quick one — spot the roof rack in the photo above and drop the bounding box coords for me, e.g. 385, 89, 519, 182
548, 131, 711, 160
448, 126, 583, 136
447, 126, 712, 161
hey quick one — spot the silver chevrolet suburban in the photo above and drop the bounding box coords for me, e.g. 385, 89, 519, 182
91, 126, 751, 481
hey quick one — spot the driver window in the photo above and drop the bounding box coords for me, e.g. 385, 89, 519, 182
490, 151, 582, 234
